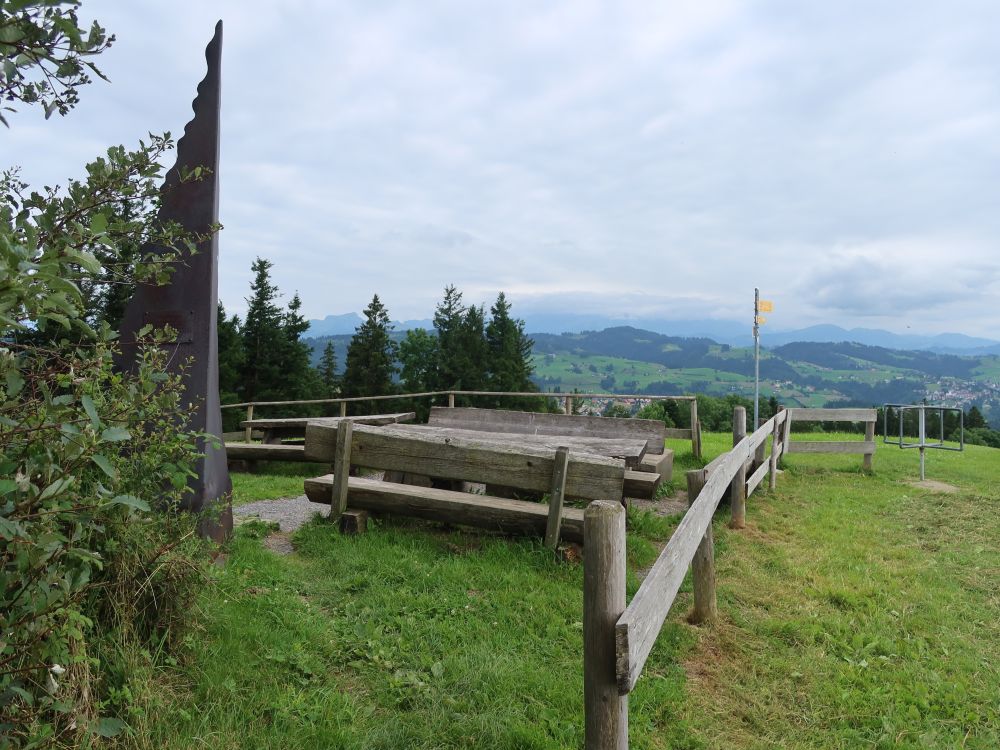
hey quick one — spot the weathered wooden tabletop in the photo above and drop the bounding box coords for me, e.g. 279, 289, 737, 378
240, 412, 416, 443
385, 423, 648, 468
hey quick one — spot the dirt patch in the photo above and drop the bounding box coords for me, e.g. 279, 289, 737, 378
262, 532, 295, 556
906, 479, 960, 494
630, 488, 689, 517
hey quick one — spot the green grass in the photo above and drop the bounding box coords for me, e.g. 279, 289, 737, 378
230, 461, 326, 506
130, 436, 999, 748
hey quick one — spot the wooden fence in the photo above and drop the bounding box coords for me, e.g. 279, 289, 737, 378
782, 407, 876, 471
221, 390, 704, 459
583, 405, 792, 748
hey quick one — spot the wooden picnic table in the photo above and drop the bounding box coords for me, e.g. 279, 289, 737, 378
384, 423, 648, 469
240, 412, 416, 444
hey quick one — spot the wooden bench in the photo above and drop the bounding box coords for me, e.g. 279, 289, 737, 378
427, 407, 674, 483
304, 422, 626, 547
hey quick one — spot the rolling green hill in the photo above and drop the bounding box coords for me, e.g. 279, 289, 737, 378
530, 327, 1000, 421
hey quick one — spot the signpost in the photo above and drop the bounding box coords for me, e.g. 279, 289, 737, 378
752, 291, 774, 427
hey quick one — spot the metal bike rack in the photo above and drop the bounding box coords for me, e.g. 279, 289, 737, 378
883, 404, 963, 480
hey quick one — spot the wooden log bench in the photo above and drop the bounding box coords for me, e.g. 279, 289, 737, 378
304, 422, 626, 547
427, 406, 674, 483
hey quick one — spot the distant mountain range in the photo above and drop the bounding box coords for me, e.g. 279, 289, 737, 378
306, 312, 1000, 355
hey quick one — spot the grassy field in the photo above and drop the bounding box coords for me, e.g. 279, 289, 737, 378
126, 435, 1000, 749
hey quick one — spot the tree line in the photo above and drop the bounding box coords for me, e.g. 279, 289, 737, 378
217, 268, 542, 423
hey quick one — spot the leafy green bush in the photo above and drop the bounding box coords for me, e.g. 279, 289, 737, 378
1, 5, 213, 740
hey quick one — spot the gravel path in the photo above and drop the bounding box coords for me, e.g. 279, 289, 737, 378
233, 495, 329, 532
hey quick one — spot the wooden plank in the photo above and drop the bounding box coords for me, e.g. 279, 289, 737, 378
623, 470, 659, 499
304, 423, 625, 502
544, 447, 570, 549
241, 412, 416, 429
785, 441, 876, 455
331, 421, 353, 514
387, 424, 648, 468
428, 407, 665, 455
787, 408, 877, 423
663, 428, 693, 440
615, 434, 752, 694
583, 502, 628, 750
303, 475, 587, 542
224, 442, 305, 461
746, 459, 770, 496
637, 450, 673, 482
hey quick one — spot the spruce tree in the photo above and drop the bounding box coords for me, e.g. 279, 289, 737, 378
281, 291, 320, 400
240, 257, 285, 401
433, 285, 465, 390
485, 292, 537, 408
317, 341, 339, 397
342, 294, 399, 412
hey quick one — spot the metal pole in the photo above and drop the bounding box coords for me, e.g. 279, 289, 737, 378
753, 287, 760, 427
919, 406, 926, 480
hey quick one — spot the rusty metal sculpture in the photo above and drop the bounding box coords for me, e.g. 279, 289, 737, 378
117, 21, 232, 541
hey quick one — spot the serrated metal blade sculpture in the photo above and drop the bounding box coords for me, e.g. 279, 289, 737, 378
117, 20, 232, 541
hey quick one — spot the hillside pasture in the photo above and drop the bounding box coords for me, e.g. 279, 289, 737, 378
130, 435, 1000, 748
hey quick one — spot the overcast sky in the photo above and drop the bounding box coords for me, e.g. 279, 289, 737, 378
7, 1, 1000, 336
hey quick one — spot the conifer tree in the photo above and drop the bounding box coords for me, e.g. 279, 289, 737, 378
317, 341, 339, 397
433, 285, 465, 390
281, 291, 319, 399
217, 302, 244, 403
342, 294, 398, 411
485, 292, 537, 408
240, 257, 285, 401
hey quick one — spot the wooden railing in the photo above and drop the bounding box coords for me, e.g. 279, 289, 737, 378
583, 406, 790, 748
220, 390, 704, 458
783, 407, 876, 471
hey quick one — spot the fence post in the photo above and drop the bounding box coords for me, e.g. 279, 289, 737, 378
730, 406, 747, 529
686, 469, 716, 623
244, 403, 254, 442
339, 400, 347, 417
448, 392, 455, 408
583, 501, 628, 750
689, 399, 701, 459
754, 417, 767, 472
565, 395, 573, 415
863, 420, 875, 471
769, 408, 782, 490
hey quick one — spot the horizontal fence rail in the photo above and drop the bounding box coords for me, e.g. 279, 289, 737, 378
783, 407, 876, 470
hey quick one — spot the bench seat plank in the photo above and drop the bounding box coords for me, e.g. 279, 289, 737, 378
304, 474, 586, 543
225, 442, 306, 461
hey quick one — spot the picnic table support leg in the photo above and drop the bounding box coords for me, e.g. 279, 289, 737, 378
339, 401, 347, 417
863, 420, 875, 471
583, 501, 628, 750
448, 392, 455, 408
244, 403, 254, 443
565, 395, 573, 415
730, 406, 747, 529
544, 447, 570, 549
331, 420, 353, 516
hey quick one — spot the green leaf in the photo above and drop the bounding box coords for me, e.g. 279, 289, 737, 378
89, 212, 108, 235
95, 717, 126, 737
81, 394, 99, 427
0, 478, 17, 494
108, 495, 149, 512
91, 454, 116, 480
39, 476, 73, 501
5, 370, 24, 397
100, 426, 130, 442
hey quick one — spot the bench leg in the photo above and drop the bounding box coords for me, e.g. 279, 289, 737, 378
339, 509, 368, 535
